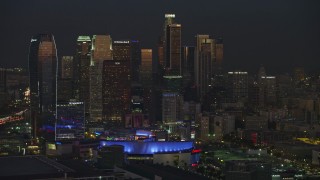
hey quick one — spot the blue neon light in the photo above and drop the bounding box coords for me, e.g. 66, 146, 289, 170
100, 141, 193, 154
42, 125, 54, 130
56, 125, 76, 129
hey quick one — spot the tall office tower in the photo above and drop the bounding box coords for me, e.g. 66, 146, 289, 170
90, 35, 112, 122
165, 24, 182, 76
61, 56, 73, 79
227, 71, 249, 103
75, 36, 91, 115
140, 49, 153, 84
157, 37, 165, 68
140, 49, 153, 115
57, 78, 73, 103
213, 38, 224, 87
130, 40, 141, 82
28, 34, 57, 138
158, 14, 176, 69
215, 38, 223, 66
195, 35, 216, 101
113, 40, 131, 61
55, 101, 85, 141
102, 60, 131, 126
164, 14, 176, 37
162, 92, 183, 129
260, 76, 277, 106
57, 56, 73, 102
181, 46, 195, 86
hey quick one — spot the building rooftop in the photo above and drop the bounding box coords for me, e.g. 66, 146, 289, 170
0, 156, 74, 179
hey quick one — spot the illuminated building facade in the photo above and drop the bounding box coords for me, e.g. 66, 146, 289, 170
157, 37, 165, 68
75, 36, 91, 114
158, 14, 176, 68
213, 38, 224, 87
162, 92, 183, 124
165, 24, 182, 76
125, 113, 149, 128
259, 76, 277, 106
130, 40, 141, 82
131, 84, 144, 113
57, 78, 73, 103
89, 35, 112, 122
100, 140, 200, 167
113, 40, 131, 61
102, 60, 130, 125
140, 49, 153, 86
195, 34, 216, 101
215, 38, 223, 66
181, 46, 195, 86
61, 56, 73, 79
164, 14, 176, 39
227, 71, 249, 103
140, 49, 153, 114
58, 56, 74, 102
100, 141, 193, 155
55, 101, 85, 141
28, 34, 57, 138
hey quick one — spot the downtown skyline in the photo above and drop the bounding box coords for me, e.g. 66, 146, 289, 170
1, 0, 320, 73
1, 1, 320, 179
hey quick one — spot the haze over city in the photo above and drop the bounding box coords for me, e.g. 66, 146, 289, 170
2, 0, 320, 73
1, 1, 320, 180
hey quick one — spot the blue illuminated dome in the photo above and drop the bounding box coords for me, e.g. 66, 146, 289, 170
100, 141, 194, 154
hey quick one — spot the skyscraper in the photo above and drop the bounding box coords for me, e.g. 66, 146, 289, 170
162, 92, 183, 123
195, 35, 216, 101
158, 14, 176, 69
131, 40, 141, 82
113, 40, 131, 61
164, 14, 176, 36
157, 37, 165, 68
181, 46, 195, 86
259, 76, 277, 106
215, 38, 223, 66
61, 56, 73, 79
162, 92, 183, 134
140, 49, 153, 115
57, 56, 73, 103
75, 36, 91, 115
165, 24, 182, 76
90, 35, 112, 122
140, 49, 153, 87
102, 60, 131, 126
227, 71, 249, 103
212, 38, 224, 88
28, 34, 58, 138
101, 40, 132, 126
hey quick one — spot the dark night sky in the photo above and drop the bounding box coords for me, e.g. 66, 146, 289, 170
1, 0, 320, 74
